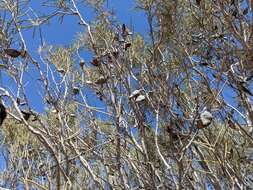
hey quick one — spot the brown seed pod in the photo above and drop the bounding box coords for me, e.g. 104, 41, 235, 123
108, 51, 119, 62
122, 24, 126, 35
72, 87, 79, 95
4, 48, 21, 58
0, 102, 7, 126
124, 43, 131, 50
112, 51, 119, 58
91, 58, 100, 66
107, 54, 112, 62
95, 76, 107, 85
200, 62, 208, 66
243, 8, 249, 15
96, 91, 104, 100
21, 110, 31, 121
122, 24, 132, 37
57, 68, 65, 74
79, 60, 85, 68
227, 119, 237, 130
232, 10, 238, 17
16, 98, 21, 105
196, 0, 201, 6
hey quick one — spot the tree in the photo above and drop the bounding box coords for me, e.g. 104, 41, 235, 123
0, 0, 252, 189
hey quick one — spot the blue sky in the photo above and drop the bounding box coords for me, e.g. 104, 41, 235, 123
26, 0, 147, 45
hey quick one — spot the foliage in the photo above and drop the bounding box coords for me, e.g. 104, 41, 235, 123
0, 0, 252, 189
